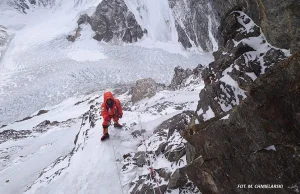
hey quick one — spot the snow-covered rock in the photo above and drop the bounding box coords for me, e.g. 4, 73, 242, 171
169, 64, 204, 90
169, 0, 219, 51
0, 25, 9, 61
196, 12, 289, 122
68, 0, 145, 44
184, 51, 300, 194
5, 0, 55, 13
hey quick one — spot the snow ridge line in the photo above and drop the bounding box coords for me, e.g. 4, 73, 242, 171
23, 107, 96, 194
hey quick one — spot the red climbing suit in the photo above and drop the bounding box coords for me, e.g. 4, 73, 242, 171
100, 91, 123, 134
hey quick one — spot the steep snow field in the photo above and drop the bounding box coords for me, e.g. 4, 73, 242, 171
0, 1, 213, 126
0, 82, 203, 193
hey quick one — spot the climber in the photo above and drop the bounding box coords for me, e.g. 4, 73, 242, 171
100, 91, 123, 141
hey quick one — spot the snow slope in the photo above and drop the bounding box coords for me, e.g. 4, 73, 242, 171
0, 79, 204, 193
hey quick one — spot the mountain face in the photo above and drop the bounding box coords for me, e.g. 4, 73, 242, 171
184, 52, 300, 194
68, 0, 300, 52
195, 11, 289, 122
67, 0, 220, 51
178, 1, 300, 193
169, 0, 219, 51
169, 0, 300, 52
1, 0, 300, 194
5, 0, 300, 52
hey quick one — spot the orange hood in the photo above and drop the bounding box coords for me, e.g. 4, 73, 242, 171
103, 91, 114, 103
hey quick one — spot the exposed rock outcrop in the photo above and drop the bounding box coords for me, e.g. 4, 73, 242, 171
7, 0, 55, 13
169, 0, 219, 51
210, 0, 300, 53
169, 0, 299, 52
168, 168, 188, 189
195, 12, 288, 122
68, 0, 145, 43
36, 109, 49, 116
123, 111, 200, 194
131, 78, 157, 104
0, 129, 32, 144
0, 118, 76, 144
169, 64, 204, 90
0, 25, 9, 61
14, 109, 50, 123
183, 52, 300, 194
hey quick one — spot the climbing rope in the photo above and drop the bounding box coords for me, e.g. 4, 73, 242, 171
138, 114, 163, 194
92, 105, 124, 194
111, 138, 125, 194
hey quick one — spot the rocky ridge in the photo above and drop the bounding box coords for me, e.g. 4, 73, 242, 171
178, 8, 300, 194
208, 0, 300, 53
168, 0, 300, 52
184, 51, 300, 194
118, 67, 205, 194
4, 0, 300, 52
195, 11, 289, 122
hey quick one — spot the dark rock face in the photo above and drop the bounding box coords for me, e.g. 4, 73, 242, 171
124, 111, 200, 193
16, 116, 33, 122
68, 0, 145, 43
66, 27, 82, 42
0, 125, 7, 128
169, 64, 205, 90
0, 129, 32, 143
169, 0, 219, 51
196, 12, 288, 122
0, 25, 9, 58
36, 109, 49, 115
130, 177, 168, 194
131, 129, 146, 138
154, 111, 194, 163
67, 14, 90, 42
133, 151, 147, 167
169, 66, 192, 90
210, 0, 300, 53
169, 0, 299, 52
183, 52, 300, 194
91, 0, 144, 43
7, 0, 55, 13
168, 168, 188, 189
33, 120, 51, 133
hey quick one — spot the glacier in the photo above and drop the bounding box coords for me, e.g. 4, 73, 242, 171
0, 0, 214, 125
